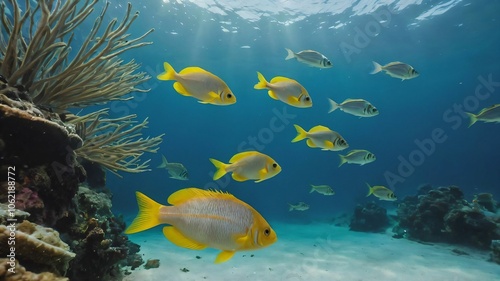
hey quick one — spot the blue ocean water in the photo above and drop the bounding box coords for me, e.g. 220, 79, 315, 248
94, 0, 500, 223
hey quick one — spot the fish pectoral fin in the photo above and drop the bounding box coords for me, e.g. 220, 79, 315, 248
215, 251, 236, 264
173, 82, 191, 96
267, 90, 279, 100
162, 226, 206, 250
198, 91, 219, 104
234, 232, 249, 246
232, 173, 248, 182
306, 139, 317, 148
324, 140, 334, 149
287, 96, 299, 104
258, 167, 268, 179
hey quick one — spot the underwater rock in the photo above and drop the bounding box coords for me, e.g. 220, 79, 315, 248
144, 259, 160, 269
80, 159, 106, 189
0, 203, 30, 224
474, 193, 498, 213
444, 207, 498, 249
0, 258, 69, 281
0, 220, 76, 276
491, 240, 500, 264
349, 202, 389, 232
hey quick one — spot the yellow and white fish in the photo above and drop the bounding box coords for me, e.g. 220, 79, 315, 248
254, 72, 312, 108
366, 183, 397, 201
466, 104, 500, 127
370, 61, 419, 80
157, 62, 236, 105
328, 98, 379, 117
210, 151, 281, 183
285, 48, 333, 68
310, 184, 335, 195
339, 150, 376, 167
292, 124, 348, 151
125, 188, 277, 263
157, 154, 189, 180
288, 202, 309, 211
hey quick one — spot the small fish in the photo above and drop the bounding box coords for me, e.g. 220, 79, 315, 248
366, 183, 397, 201
157, 62, 236, 105
339, 150, 376, 167
370, 61, 419, 80
288, 202, 309, 211
466, 104, 500, 127
157, 154, 189, 180
210, 151, 281, 183
328, 98, 379, 117
310, 184, 335, 196
254, 72, 312, 108
125, 188, 277, 263
292, 124, 348, 151
284, 48, 333, 68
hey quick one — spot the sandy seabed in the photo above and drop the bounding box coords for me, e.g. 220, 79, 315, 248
124, 222, 500, 281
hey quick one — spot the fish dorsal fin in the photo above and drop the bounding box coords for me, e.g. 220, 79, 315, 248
179, 67, 209, 74
173, 82, 192, 96
229, 151, 257, 163
215, 251, 236, 264
268, 90, 279, 100
167, 188, 235, 205
270, 76, 293, 83
309, 125, 331, 133
163, 226, 207, 250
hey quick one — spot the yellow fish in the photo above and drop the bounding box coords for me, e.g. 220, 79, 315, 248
366, 183, 397, 201
125, 188, 277, 263
157, 62, 236, 105
254, 72, 312, 108
210, 151, 281, 183
292, 124, 348, 151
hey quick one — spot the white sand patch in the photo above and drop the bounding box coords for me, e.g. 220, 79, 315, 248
124, 222, 500, 281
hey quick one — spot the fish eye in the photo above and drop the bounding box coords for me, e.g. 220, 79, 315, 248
227, 93, 232, 98
373, 108, 378, 112
264, 228, 270, 236
305, 97, 310, 101
272, 163, 277, 168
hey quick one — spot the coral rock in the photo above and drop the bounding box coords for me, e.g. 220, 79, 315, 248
349, 202, 389, 232
0, 258, 68, 281
144, 259, 160, 269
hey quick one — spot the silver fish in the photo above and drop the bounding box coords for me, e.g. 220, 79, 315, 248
467, 104, 500, 127
339, 150, 376, 167
288, 202, 309, 211
157, 154, 189, 180
285, 48, 332, 68
328, 98, 379, 117
310, 184, 335, 196
370, 61, 419, 80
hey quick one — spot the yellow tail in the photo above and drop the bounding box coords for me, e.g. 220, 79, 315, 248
125, 192, 163, 234
291, 124, 308, 143
209, 158, 228, 180
254, 71, 268, 90
366, 183, 373, 197
466, 112, 477, 127
157, 62, 176, 81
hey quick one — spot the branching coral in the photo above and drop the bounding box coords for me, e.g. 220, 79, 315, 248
0, 0, 154, 110
68, 109, 164, 176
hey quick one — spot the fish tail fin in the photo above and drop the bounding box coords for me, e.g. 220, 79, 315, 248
309, 185, 315, 193
285, 48, 295, 60
370, 61, 383, 74
338, 155, 347, 167
366, 183, 373, 197
328, 98, 339, 113
209, 158, 228, 180
288, 203, 294, 211
466, 112, 478, 127
157, 154, 168, 168
254, 71, 268, 90
125, 192, 163, 234
292, 124, 307, 142
157, 62, 176, 81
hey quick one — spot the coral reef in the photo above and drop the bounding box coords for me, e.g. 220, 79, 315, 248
491, 240, 500, 264
0, 258, 68, 281
0, 221, 76, 275
349, 202, 389, 232
395, 186, 500, 249
0, 203, 29, 224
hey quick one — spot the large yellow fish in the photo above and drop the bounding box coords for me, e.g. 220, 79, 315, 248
254, 72, 312, 108
292, 124, 348, 151
157, 62, 236, 105
125, 188, 277, 264
210, 151, 281, 183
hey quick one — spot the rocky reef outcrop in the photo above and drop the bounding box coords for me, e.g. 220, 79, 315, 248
349, 202, 390, 232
